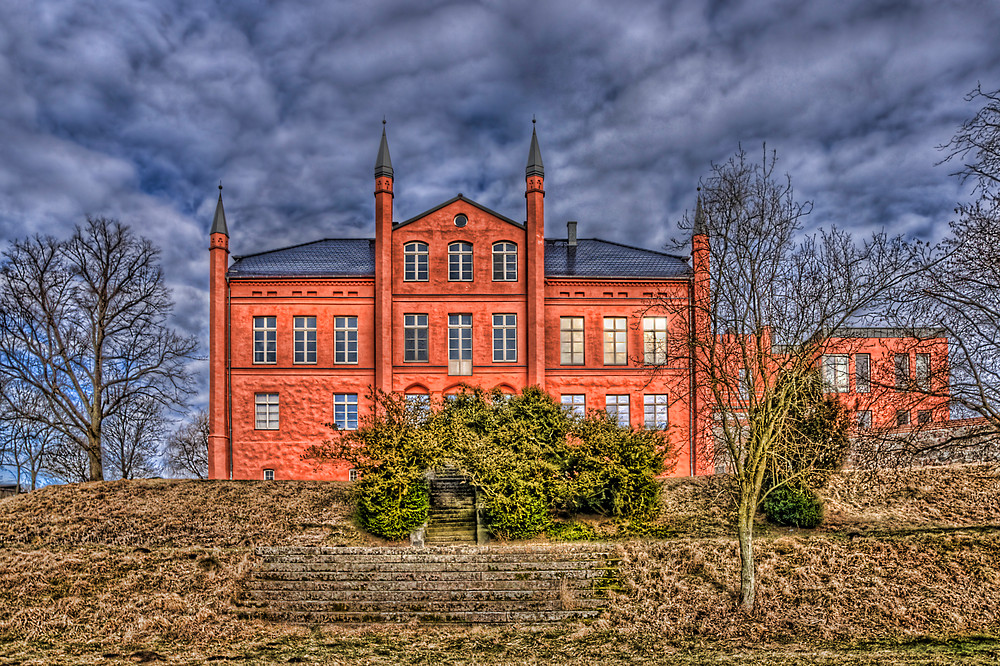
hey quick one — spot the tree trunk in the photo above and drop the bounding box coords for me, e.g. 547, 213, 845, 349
87, 444, 103, 482
737, 492, 756, 611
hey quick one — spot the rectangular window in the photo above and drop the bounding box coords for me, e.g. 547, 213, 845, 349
294, 316, 317, 364
918, 410, 932, 425
857, 410, 872, 430
333, 393, 358, 430
896, 409, 910, 426
255, 393, 279, 430
448, 314, 472, 375
404, 242, 429, 281
855, 354, 871, 394
606, 395, 630, 428
492, 242, 517, 281
738, 368, 752, 401
644, 394, 669, 429
404, 393, 430, 413
263, 469, 274, 481
448, 242, 473, 281
334, 316, 358, 364
492, 314, 517, 362
603, 317, 627, 365
561, 394, 585, 418
895, 354, 910, 391
822, 355, 849, 393
348, 468, 358, 482
560, 317, 584, 365
643, 317, 668, 365
403, 314, 428, 362
253, 316, 277, 364
916, 353, 931, 391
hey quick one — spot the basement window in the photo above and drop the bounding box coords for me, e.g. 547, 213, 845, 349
263, 469, 274, 481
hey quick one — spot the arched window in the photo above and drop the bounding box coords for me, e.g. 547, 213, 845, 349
448, 242, 473, 281
492, 241, 517, 281
403, 241, 428, 281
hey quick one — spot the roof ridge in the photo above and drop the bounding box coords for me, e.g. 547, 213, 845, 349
545, 237, 688, 261
232, 237, 374, 261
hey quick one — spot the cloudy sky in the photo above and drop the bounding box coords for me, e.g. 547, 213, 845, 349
1, 0, 998, 405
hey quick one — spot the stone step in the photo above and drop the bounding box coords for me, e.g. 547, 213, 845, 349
256, 545, 615, 557
253, 609, 604, 624
254, 598, 607, 614
246, 589, 607, 603
255, 569, 609, 583
259, 561, 609, 574
248, 578, 602, 593
257, 549, 613, 562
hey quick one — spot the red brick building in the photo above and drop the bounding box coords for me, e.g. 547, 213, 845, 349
206, 126, 948, 481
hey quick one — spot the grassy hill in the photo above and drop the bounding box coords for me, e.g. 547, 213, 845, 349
0, 466, 998, 664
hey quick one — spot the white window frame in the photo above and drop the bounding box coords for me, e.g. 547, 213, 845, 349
822, 355, 849, 393
644, 394, 669, 429
492, 241, 517, 281
603, 317, 627, 365
348, 468, 358, 482
333, 393, 358, 430
255, 393, 279, 430
294, 316, 317, 364
448, 242, 473, 281
895, 354, 910, 391
560, 317, 584, 365
643, 317, 668, 365
492, 314, 517, 362
855, 353, 871, 394
448, 314, 472, 375
253, 316, 277, 364
263, 469, 274, 481
403, 314, 428, 362
404, 241, 429, 281
916, 353, 931, 391
334, 316, 358, 364
561, 394, 585, 418
606, 394, 630, 428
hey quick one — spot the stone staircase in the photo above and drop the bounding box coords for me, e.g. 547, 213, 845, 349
245, 544, 618, 624
425, 468, 478, 545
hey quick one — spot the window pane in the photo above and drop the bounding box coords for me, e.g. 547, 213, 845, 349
449, 242, 473, 282
294, 316, 317, 364
561, 394, 585, 418
492, 313, 516, 362
492, 242, 517, 281
449, 314, 472, 374
254, 316, 277, 364
895, 354, 910, 391
334, 394, 358, 430
643, 317, 667, 365
560, 317, 584, 365
606, 394, 630, 428
255, 393, 279, 430
644, 394, 668, 429
855, 354, 870, 393
916, 353, 931, 391
604, 317, 627, 365
404, 242, 428, 282
822, 355, 848, 393
335, 316, 358, 364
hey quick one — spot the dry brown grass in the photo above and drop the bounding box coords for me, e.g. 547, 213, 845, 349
0, 465, 998, 659
0, 478, 366, 549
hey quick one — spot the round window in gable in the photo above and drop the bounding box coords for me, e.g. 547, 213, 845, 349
454, 214, 468, 228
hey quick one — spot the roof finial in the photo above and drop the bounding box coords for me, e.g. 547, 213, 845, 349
526, 119, 544, 178
211, 182, 229, 237
382, 115, 386, 126
375, 120, 394, 179
218, 180, 223, 193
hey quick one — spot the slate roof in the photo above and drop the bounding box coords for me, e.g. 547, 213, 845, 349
229, 239, 375, 278
228, 237, 690, 279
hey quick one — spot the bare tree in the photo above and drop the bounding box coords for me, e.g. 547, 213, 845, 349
657, 147, 923, 610
0, 384, 60, 490
43, 436, 91, 484
925, 83, 1000, 452
0, 217, 197, 481
103, 393, 164, 480
165, 410, 209, 479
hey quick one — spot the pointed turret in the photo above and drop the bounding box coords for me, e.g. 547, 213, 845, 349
525, 124, 544, 178
375, 124, 393, 179
693, 193, 706, 236
210, 186, 229, 237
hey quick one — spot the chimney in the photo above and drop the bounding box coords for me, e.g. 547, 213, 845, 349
567, 220, 577, 246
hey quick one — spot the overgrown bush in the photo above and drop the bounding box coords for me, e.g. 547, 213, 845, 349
762, 485, 824, 528
305, 386, 670, 540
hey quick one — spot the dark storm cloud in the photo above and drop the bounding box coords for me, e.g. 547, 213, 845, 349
1, 0, 998, 402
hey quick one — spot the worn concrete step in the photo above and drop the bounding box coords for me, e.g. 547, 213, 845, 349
259, 561, 608, 575
256, 598, 607, 614
254, 568, 610, 583
248, 578, 602, 593
254, 609, 604, 624
246, 588, 606, 603
257, 550, 614, 564
256, 545, 615, 556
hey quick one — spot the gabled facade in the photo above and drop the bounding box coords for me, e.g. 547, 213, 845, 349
206, 126, 949, 482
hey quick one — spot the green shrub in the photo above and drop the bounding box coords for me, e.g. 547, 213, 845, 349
546, 520, 599, 541
482, 487, 550, 540
355, 474, 429, 540
762, 485, 824, 529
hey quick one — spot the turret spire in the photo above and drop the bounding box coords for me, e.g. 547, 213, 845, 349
210, 183, 229, 237
525, 119, 544, 178
375, 120, 393, 179
693, 188, 706, 236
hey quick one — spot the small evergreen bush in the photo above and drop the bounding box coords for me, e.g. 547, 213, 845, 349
762, 485, 824, 528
